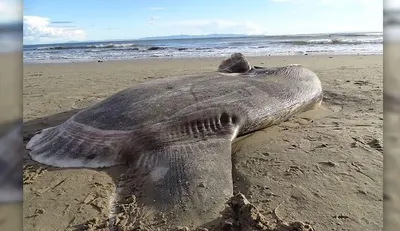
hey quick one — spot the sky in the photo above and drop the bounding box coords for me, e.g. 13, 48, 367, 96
12, 0, 385, 44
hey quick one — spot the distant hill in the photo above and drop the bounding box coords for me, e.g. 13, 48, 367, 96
138, 34, 249, 40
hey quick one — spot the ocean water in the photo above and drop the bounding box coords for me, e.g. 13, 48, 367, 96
23, 32, 383, 63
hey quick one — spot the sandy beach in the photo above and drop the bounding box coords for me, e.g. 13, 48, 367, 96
23, 55, 383, 230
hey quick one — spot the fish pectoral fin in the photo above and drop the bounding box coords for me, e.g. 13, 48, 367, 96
109, 137, 234, 229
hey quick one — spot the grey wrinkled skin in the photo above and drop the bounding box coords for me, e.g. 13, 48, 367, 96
26, 53, 323, 227
0, 119, 23, 203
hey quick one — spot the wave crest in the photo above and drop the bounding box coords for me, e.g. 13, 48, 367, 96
279, 38, 383, 45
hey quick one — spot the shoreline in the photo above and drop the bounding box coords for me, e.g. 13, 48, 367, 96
23, 32, 383, 66
23, 53, 383, 66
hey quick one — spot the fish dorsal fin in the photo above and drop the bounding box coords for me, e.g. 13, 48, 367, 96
218, 52, 252, 73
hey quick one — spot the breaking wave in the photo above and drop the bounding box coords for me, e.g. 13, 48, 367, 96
278, 38, 383, 45
23, 32, 383, 63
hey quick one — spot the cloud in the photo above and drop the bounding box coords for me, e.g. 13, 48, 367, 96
151, 19, 264, 35
50, 21, 74, 24
0, 0, 21, 23
56, 25, 77, 28
23, 16, 86, 44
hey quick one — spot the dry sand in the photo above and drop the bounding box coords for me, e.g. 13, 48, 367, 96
23, 55, 383, 230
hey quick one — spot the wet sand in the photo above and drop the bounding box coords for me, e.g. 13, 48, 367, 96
23, 55, 383, 230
